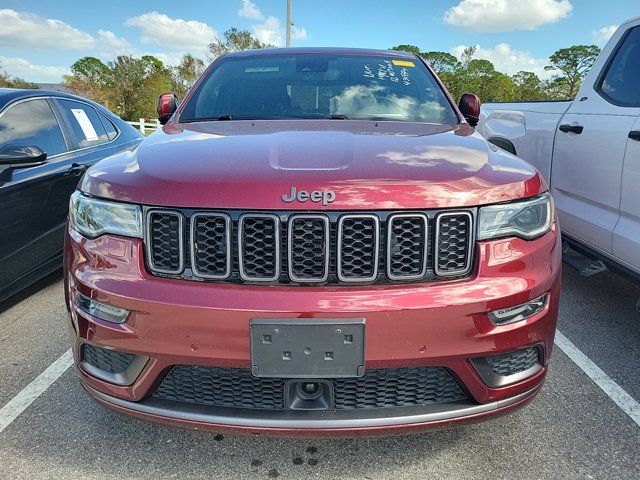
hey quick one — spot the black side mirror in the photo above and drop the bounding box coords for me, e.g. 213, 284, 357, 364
0, 145, 47, 168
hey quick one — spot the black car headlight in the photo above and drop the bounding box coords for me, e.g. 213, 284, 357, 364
69, 191, 142, 238
478, 192, 553, 241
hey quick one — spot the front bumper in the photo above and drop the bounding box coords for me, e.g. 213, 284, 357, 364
64, 223, 561, 436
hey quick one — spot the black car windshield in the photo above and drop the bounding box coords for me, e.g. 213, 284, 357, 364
179, 53, 459, 124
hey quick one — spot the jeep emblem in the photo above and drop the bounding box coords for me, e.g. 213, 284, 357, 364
281, 186, 336, 206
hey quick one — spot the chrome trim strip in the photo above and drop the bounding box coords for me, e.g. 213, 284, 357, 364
434, 211, 474, 277
145, 209, 185, 275
386, 213, 429, 281
85, 384, 540, 430
337, 214, 380, 283
190, 212, 232, 279
287, 214, 330, 283
238, 213, 281, 282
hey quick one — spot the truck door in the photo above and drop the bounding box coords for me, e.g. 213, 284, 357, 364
614, 116, 640, 274
550, 26, 640, 254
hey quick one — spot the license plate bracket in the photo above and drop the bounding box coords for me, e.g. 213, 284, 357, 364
250, 318, 365, 378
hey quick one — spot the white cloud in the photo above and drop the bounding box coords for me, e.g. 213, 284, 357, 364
592, 25, 618, 44
97, 30, 130, 50
238, 0, 263, 20
0, 9, 94, 50
292, 25, 308, 41
444, 0, 573, 32
452, 43, 552, 78
252, 16, 308, 46
252, 16, 283, 46
0, 55, 70, 83
125, 11, 217, 55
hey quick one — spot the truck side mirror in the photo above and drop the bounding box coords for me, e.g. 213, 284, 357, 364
157, 93, 179, 125
0, 144, 47, 168
458, 93, 481, 127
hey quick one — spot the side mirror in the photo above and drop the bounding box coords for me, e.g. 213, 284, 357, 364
458, 93, 481, 127
157, 93, 179, 125
0, 145, 47, 168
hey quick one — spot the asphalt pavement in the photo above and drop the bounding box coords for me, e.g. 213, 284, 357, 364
0, 265, 638, 479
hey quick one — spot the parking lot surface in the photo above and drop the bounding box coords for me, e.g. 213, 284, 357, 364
0, 266, 638, 480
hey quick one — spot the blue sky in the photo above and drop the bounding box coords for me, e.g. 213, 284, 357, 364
0, 0, 637, 82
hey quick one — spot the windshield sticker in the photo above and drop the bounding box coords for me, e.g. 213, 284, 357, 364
392, 60, 415, 68
363, 64, 374, 78
400, 67, 411, 85
245, 66, 280, 73
363, 60, 410, 85
70, 108, 98, 141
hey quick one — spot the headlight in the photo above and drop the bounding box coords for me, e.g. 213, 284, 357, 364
69, 191, 142, 238
478, 192, 553, 240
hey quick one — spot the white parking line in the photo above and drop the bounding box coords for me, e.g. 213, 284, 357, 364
0, 349, 73, 434
555, 330, 640, 427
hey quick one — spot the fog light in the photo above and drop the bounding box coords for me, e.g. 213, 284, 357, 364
488, 293, 548, 325
75, 292, 129, 324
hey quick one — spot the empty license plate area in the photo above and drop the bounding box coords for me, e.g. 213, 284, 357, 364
250, 319, 365, 378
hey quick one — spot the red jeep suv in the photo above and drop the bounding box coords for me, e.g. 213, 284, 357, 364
64, 48, 561, 437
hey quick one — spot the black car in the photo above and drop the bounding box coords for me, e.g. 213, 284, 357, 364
0, 88, 143, 303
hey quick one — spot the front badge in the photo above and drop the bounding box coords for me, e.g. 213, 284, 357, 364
281, 186, 336, 206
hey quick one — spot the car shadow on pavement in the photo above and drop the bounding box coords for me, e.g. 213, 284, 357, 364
0, 269, 63, 316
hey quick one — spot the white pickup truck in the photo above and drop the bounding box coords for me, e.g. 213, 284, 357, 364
478, 17, 640, 279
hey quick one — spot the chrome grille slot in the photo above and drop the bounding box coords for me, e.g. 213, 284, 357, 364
288, 214, 330, 282
337, 214, 380, 282
435, 212, 473, 276
146, 209, 184, 274
190, 212, 231, 279
238, 214, 281, 281
387, 214, 428, 280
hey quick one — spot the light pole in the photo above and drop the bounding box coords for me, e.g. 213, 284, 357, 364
286, 0, 292, 47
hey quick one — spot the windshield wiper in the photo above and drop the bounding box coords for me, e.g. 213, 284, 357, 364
217, 114, 233, 120
329, 114, 349, 119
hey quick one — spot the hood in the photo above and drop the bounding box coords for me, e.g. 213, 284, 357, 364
81, 120, 544, 210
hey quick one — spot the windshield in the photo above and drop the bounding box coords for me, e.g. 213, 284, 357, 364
179, 53, 459, 124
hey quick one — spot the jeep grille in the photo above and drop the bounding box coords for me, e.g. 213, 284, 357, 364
145, 209, 475, 285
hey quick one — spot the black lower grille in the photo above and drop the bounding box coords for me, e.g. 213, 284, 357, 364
155, 366, 285, 410
153, 365, 467, 411
485, 347, 540, 377
82, 344, 135, 374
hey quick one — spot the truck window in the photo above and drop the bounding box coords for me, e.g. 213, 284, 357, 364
599, 26, 640, 106
180, 54, 459, 125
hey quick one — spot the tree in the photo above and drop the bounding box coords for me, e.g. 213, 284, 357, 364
102, 55, 173, 120
512, 71, 547, 101
421, 51, 460, 74
64, 57, 109, 104
0, 66, 39, 89
543, 76, 571, 100
460, 59, 517, 102
460, 46, 477, 68
390, 44, 421, 55
172, 54, 206, 97
208, 28, 272, 60
545, 45, 601, 99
